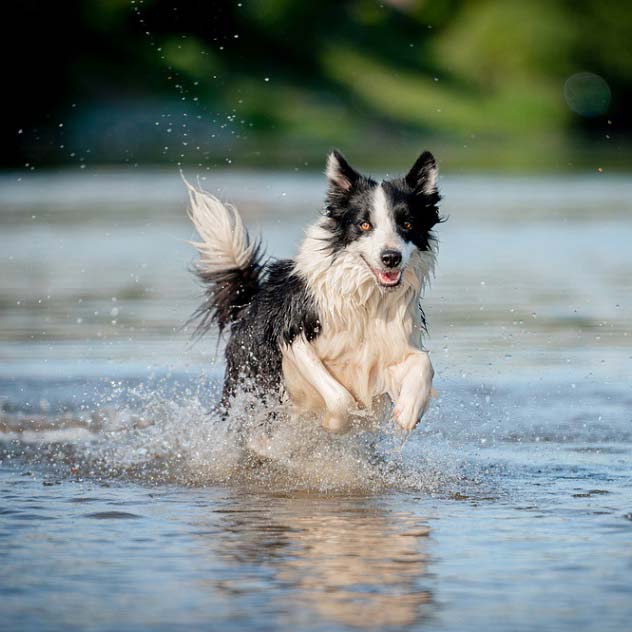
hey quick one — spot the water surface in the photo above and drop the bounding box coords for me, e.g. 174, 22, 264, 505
1, 169, 631, 631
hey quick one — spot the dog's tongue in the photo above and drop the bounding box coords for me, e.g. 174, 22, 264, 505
378, 270, 401, 285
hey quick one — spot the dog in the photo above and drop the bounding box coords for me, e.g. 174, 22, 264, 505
185, 150, 442, 435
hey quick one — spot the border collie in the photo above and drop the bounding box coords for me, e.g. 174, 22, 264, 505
185, 150, 442, 435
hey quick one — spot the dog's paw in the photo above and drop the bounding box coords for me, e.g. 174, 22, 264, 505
322, 411, 351, 433
393, 386, 431, 431
322, 389, 357, 433
391, 352, 434, 431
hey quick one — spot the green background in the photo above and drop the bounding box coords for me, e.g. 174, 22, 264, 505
4, 0, 631, 171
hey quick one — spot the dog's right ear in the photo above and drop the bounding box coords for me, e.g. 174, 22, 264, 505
326, 150, 360, 194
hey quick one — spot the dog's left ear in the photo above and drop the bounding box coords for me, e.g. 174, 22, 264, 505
405, 151, 439, 195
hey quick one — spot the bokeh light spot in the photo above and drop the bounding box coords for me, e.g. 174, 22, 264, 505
564, 72, 611, 117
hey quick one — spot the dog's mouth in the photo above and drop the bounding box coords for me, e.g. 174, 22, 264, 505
370, 267, 402, 287
358, 255, 404, 288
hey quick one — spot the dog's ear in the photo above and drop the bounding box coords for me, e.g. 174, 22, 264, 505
405, 151, 438, 195
326, 150, 360, 193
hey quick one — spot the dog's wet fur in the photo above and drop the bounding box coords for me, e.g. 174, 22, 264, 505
186, 150, 443, 434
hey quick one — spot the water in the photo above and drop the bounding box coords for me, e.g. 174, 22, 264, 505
1, 168, 631, 631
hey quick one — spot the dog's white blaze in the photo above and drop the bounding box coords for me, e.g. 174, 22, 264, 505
368, 185, 400, 262
372, 185, 398, 244
354, 185, 415, 269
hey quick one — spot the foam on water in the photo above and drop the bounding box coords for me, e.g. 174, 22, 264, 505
0, 376, 491, 495
2, 367, 630, 499
2, 368, 631, 497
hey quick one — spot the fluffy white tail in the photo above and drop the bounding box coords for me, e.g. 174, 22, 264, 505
183, 177, 257, 273
183, 176, 263, 336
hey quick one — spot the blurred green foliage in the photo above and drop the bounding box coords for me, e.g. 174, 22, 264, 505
3, 0, 631, 170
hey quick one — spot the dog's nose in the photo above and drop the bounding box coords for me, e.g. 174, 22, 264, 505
381, 249, 402, 268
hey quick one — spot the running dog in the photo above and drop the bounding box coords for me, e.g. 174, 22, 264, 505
185, 150, 442, 434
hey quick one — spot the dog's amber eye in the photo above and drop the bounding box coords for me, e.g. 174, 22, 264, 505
359, 221, 372, 231
402, 221, 412, 231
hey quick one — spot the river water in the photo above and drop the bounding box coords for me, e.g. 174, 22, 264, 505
1, 168, 631, 631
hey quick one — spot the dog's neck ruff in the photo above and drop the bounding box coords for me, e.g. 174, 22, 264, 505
294, 219, 436, 332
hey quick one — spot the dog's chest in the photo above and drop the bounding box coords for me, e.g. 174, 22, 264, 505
312, 309, 417, 407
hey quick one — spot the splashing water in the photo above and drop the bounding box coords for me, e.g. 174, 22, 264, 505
0, 373, 491, 495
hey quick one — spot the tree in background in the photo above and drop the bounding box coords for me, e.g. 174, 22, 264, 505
3, 0, 630, 170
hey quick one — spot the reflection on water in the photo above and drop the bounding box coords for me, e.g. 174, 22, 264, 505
195, 494, 433, 629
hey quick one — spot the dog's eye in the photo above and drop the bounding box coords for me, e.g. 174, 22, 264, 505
359, 221, 372, 231
402, 221, 412, 231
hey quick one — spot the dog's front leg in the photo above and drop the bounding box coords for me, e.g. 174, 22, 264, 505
389, 351, 434, 431
288, 337, 356, 432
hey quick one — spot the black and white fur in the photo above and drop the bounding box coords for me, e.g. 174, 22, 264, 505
186, 150, 442, 434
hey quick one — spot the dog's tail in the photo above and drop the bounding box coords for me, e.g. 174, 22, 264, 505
183, 177, 264, 338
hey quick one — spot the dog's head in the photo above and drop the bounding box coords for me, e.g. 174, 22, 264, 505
323, 150, 443, 289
